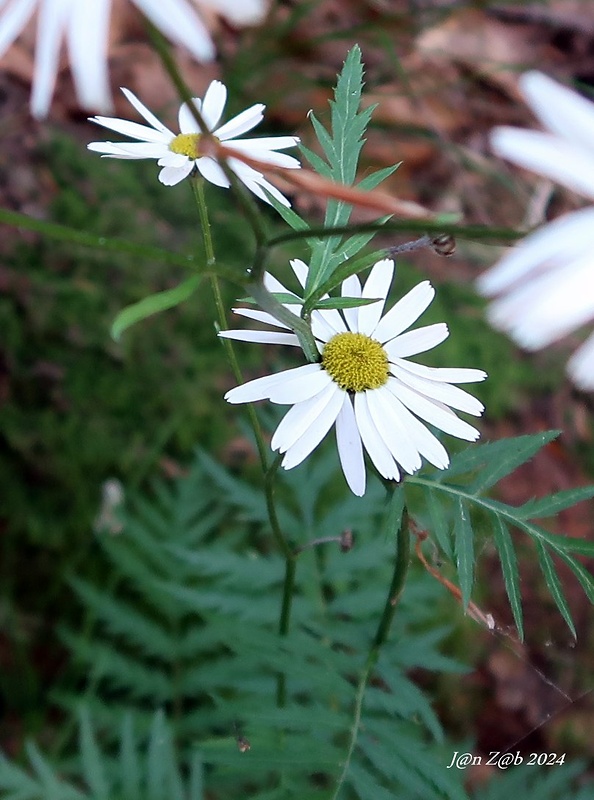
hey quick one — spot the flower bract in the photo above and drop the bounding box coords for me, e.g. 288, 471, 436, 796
222, 258, 486, 496
478, 70, 594, 390
87, 80, 300, 205
0, 0, 267, 117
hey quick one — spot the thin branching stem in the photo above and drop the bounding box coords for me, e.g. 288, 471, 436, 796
267, 220, 524, 247
331, 502, 411, 800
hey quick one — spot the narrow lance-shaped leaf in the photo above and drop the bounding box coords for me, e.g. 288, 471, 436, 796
437, 431, 560, 489
555, 550, 594, 605
535, 541, 576, 638
111, 275, 201, 340
517, 486, 594, 520
492, 517, 524, 640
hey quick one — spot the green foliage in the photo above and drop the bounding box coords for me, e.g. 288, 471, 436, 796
52, 451, 468, 799
407, 431, 594, 640
0, 709, 203, 800
472, 760, 589, 799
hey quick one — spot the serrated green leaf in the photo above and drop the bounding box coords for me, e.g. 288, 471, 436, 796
357, 164, 401, 192
555, 550, 594, 605
453, 498, 474, 609
309, 113, 337, 164
299, 142, 333, 177
111, 275, 201, 340
517, 486, 594, 520
310, 250, 381, 301
535, 541, 576, 637
492, 517, 524, 640
439, 432, 560, 490
264, 191, 311, 230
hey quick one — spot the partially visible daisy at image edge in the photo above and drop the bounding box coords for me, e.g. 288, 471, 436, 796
478, 70, 594, 391
87, 80, 300, 206
0, 0, 268, 117
221, 258, 486, 496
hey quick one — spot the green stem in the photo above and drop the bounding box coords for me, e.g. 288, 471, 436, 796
267, 220, 524, 247
331, 501, 411, 800
191, 180, 299, 708
190, 179, 266, 471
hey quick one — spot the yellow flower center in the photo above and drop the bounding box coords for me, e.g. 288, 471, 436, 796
169, 133, 203, 158
322, 331, 389, 392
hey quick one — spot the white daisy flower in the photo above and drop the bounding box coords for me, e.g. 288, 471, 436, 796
87, 80, 300, 205
221, 258, 486, 496
478, 71, 594, 391
0, 0, 267, 118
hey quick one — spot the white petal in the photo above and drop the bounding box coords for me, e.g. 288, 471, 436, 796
289, 259, 308, 288
201, 80, 227, 130
380, 394, 450, 470
366, 386, 422, 475
89, 114, 169, 143
312, 308, 347, 344
121, 87, 173, 135
568, 331, 594, 390
373, 281, 435, 344
30, 0, 70, 118
477, 208, 594, 296
226, 135, 300, 152
385, 323, 449, 359
66, 0, 111, 111
335, 395, 366, 496
215, 103, 264, 140
386, 379, 481, 442
281, 385, 344, 469
201, 0, 266, 25
271, 381, 340, 453
490, 128, 594, 201
0, 0, 36, 59
341, 273, 361, 332
158, 161, 194, 185
390, 364, 485, 415
229, 159, 291, 206
268, 365, 331, 404
225, 364, 318, 405
178, 98, 204, 133
519, 71, 594, 157
133, 0, 215, 61
486, 251, 594, 349
232, 308, 291, 329
114, 141, 169, 158
224, 141, 300, 169
264, 272, 297, 297
391, 359, 487, 384
354, 392, 400, 481
357, 259, 394, 335
218, 330, 300, 346
196, 156, 231, 188
157, 151, 189, 167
